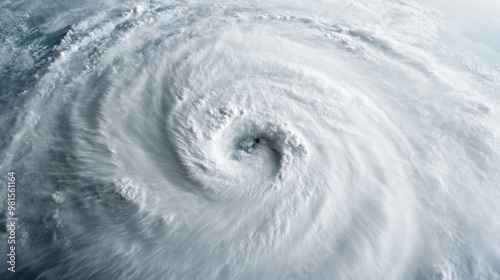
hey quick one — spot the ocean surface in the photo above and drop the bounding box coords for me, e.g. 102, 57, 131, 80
1, 0, 499, 279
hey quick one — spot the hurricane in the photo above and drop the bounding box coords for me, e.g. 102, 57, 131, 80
1, 0, 499, 279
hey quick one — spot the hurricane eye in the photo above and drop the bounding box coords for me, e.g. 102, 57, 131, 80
239, 137, 261, 153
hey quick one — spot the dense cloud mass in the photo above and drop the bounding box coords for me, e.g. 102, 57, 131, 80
1, 0, 499, 279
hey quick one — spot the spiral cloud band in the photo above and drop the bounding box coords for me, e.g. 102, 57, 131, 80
1, 0, 499, 279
